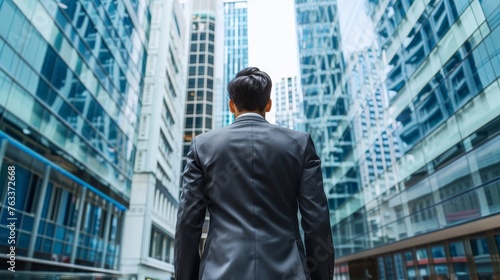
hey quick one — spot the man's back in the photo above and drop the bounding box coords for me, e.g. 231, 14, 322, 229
175, 67, 334, 280
176, 115, 334, 280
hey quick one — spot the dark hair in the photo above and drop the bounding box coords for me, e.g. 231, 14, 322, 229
227, 67, 272, 111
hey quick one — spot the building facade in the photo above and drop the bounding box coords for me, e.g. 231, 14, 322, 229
274, 76, 303, 130
0, 0, 150, 277
120, 1, 188, 279
182, 0, 223, 168
296, 0, 500, 279
294, 0, 348, 227
219, 0, 249, 128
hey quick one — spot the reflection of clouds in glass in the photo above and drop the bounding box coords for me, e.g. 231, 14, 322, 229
338, 0, 375, 54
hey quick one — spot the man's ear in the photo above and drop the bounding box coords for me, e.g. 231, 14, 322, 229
265, 99, 272, 112
229, 99, 236, 113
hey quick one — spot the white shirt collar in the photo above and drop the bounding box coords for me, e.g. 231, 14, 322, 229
236, 112, 264, 119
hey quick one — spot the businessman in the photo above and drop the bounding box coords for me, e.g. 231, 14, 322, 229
175, 67, 334, 280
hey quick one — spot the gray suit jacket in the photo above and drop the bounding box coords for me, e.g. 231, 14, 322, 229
175, 115, 334, 280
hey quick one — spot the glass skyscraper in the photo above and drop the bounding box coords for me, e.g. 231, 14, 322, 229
0, 0, 149, 276
296, 0, 500, 279
295, 0, 348, 221
219, 0, 248, 128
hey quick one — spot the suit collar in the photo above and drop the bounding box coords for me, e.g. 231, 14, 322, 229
232, 114, 269, 124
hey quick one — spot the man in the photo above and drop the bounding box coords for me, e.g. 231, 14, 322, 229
175, 67, 334, 280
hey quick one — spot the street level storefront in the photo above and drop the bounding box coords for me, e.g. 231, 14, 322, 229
335, 225, 500, 280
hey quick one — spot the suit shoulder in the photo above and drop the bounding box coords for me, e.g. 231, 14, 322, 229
192, 127, 229, 143
272, 125, 309, 139
269, 125, 311, 147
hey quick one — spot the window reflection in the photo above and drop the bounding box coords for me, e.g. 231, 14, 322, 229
470, 237, 494, 280
448, 241, 470, 279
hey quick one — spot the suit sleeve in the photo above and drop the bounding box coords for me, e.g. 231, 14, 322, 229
175, 138, 207, 280
298, 134, 335, 280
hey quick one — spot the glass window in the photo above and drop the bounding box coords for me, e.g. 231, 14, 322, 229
185, 118, 193, 129
196, 104, 203, 114
495, 235, 500, 255
186, 104, 194, 115
378, 256, 387, 280
205, 117, 212, 130
0, 0, 15, 38
0, 43, 15, 72
470, 237, 494, 279
195, 117, 203, 129
384, 255, 395, 280
197, 78, 204, 88
416, 248, 430, 279
405, 251, 417, 280
443, 242, 467, 279
431, 245, 449, 279
393, 253, 405, 280
196, 91, 204, 101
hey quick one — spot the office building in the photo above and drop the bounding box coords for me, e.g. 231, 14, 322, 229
182, 0, 223, 170
296, 0, 500, 279
219, 0, 249, 128
294, 0, 347, 225
0, 0, 150, 276
274, 76, 303, 130
120, 1, 188, 279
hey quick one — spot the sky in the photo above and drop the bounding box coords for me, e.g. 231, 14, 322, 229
247, 0, 299, 81
245, 0, 373, 123
247, 0, 299, 123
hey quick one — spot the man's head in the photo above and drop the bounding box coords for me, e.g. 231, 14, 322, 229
227, 67, 272, 117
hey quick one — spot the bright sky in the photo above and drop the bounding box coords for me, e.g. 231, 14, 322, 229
247, 0, 299, 123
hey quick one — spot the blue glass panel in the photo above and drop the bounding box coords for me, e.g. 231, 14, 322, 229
17, 233, 30, 250
45, 222, 55, 237
0, 43, 14, 71
42, 238, 52, 253
21, 215, 34, 232
53, 241, 63, 254
0, 0, 15, 38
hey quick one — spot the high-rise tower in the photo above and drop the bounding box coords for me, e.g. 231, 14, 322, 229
120, 1, 189, 279
181, 0, 224, 253
294, 0, 348, 223
274, 76, 303, 130
307, 0, 500, 279
219, 0, 249, 128
0, 0, 150, 276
